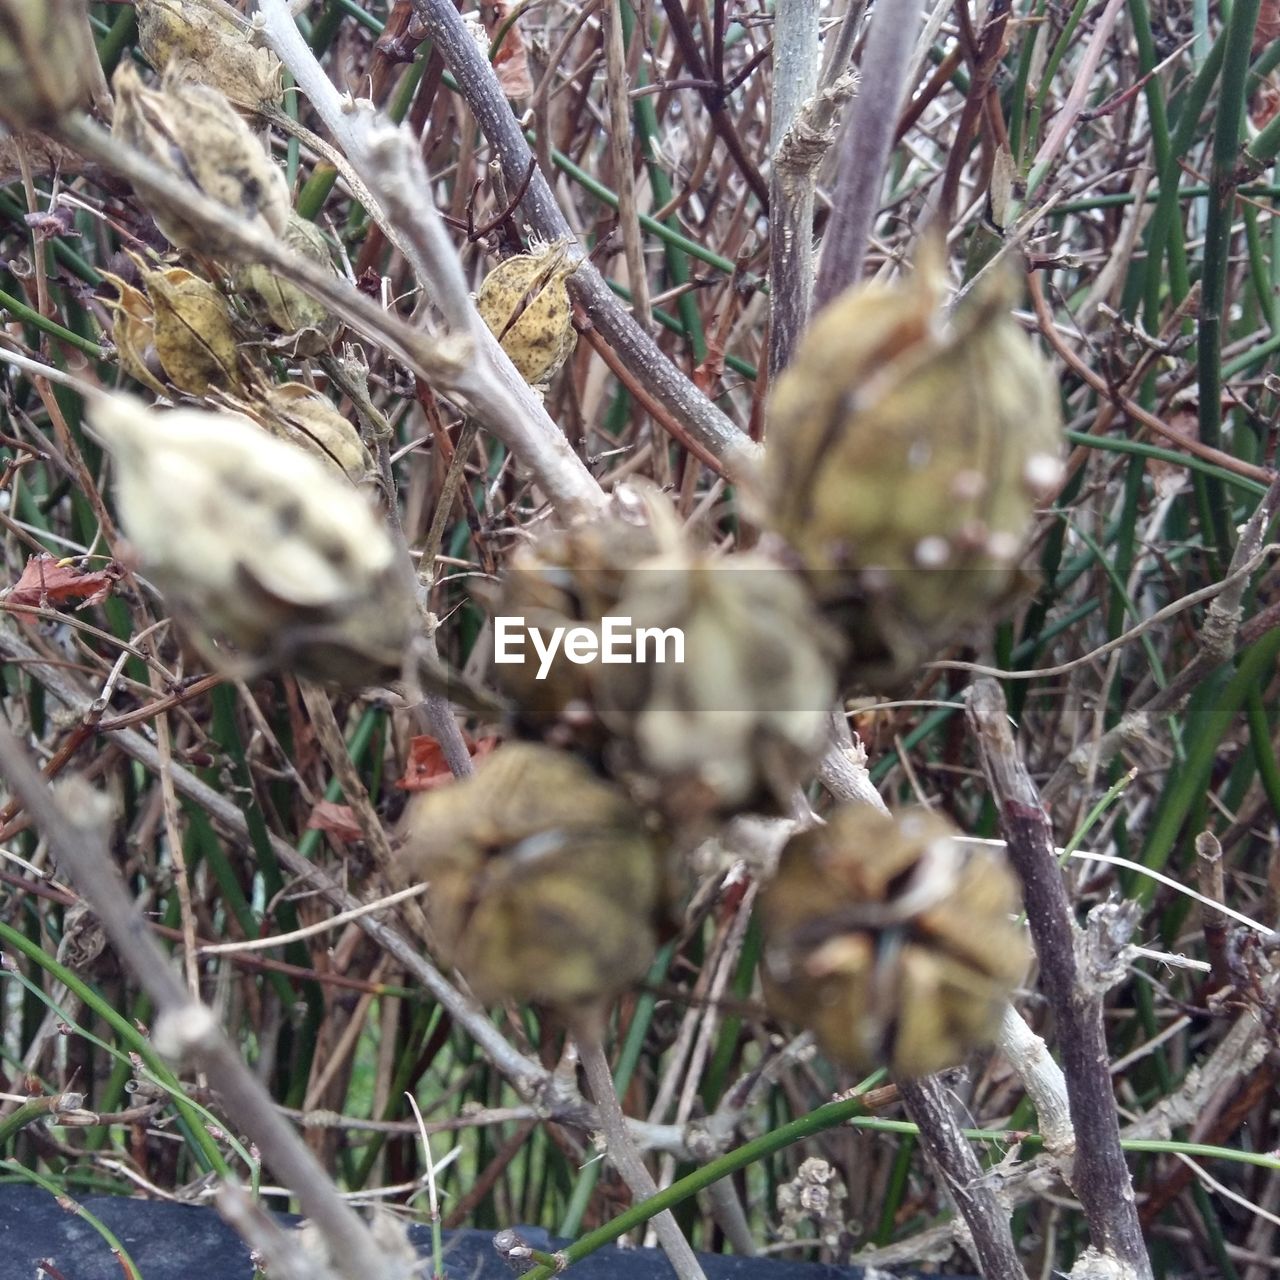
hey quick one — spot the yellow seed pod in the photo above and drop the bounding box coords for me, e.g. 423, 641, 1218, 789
111, 64, 291, 260
234, 213, 340, 355
253, 383, 374, 485
142, 265, 242, 395
0, 0, 96, 129
760, 806, 1028, 1079
87, 392, 415, 688
476, 240, 578, 384
397, 743, 666, 1017
763, 241, 1063, 688
102, 272, 168, 397
136, 0, 282, 109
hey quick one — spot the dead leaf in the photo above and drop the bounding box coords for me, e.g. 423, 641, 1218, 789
1256, 0, 1280, 53
1147, 407, 1198, 499
8, 554, 121, 610
486, 3, 533, 99
396, 732, 500, 791
306, 800, 363, 842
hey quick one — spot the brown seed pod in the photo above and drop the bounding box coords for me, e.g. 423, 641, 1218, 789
762, 241, 1063, 688
487, 487, 841, 821
136, 0, 282, 109
102, 272, 168, 397
111, 63, 291, 260
87, 392, 416, 689
142, 265, 242, 395
0, 0, 96, 129
234, 213, 340, 355
759, 806, 1028, 1078
476, 240, 578, 384
247, 382, 375, 486
396, 743, 666, 1017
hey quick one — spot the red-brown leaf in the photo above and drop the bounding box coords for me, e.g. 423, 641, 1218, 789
8, 554, 121, 610
486, 3, 533, 99
305, 801, 363, 843
395, 733, 500, 791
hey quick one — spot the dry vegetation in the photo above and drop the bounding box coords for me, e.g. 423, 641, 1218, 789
3, 2, 1280, 1279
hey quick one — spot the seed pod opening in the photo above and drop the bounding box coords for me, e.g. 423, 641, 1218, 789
142, 265, 242, 395
760, 806, 1028, 1078
111, 63, 291, 259
88, 392, 414, 688
396, 743, 667, 1016
476, 240, 578, 384
762, 242, 1063, 688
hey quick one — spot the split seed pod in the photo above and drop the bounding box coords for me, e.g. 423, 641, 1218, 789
489, 488, 841, 820
111, 64, 290, 260
246, 383, 374, 486
234, 213, 340, 355
88, 392, 414, 688
763, 242, 1063, 687
476, 240, 578, 384
760, 806, 1028, 1079
136, 0, 282, 109
102, 272, 168, 397
397, 743, 666, 1018
0, 0, 96, 129
142, 265, 241, 395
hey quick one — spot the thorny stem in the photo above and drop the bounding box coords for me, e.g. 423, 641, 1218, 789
968, 679, 1153, 1280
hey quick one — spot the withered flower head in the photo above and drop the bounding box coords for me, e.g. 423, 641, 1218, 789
0, 0, 96, 128
234, 213, 340, 355
136, 0, 282, 108
762, 241, 1063, 687
760, 805, 1027, 1078
141, 264, 242, 395
476, 240, 579, 384
111, 63, 290, 259
489, 487, 841, 820
87, 392, 414, 687
397, 743, 666, 1016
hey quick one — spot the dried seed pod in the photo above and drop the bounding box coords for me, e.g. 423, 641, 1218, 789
249, 382, 374, 485
111, 63, 291, 259
397, 743, 666, 1016
87, 392, 415, 688
102, 272, 168, 397
142, 265, 241, 395
234, 213, 340, 355
0, 0, 96, 128
476, 240, 578, 384
760, 806, 1028, 1078
488, 487, 841, 820
763, 242, 1063, 687
136, 0, 282, 109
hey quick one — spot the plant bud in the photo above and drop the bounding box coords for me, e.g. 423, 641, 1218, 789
87, 392, 415, 688
763, 243, 1063, 687
476, 240, 578, 384
396, 743, 666, 1015
136, 0, 282, 109
234, 213, 340, 355
111, 64, 290, 260
760, 806, 1027, 1078
248, 382, 374, 485
488, 488, 841, 820
142, 265, 241, 395
0, 0, 96, 129
102, 272, 168, 397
